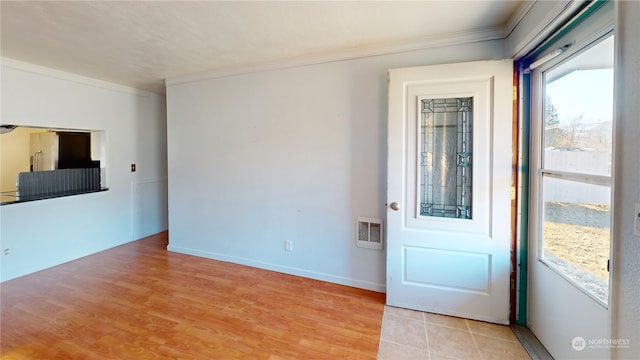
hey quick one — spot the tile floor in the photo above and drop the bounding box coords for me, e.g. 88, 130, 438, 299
378, 306, 531, 360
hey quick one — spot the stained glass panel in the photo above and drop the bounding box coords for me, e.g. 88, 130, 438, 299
419, 97, 473, 219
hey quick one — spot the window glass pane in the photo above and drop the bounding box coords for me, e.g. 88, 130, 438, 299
544, 37, 613, 176
419, 97, 472, 219
542, 176, 610, 304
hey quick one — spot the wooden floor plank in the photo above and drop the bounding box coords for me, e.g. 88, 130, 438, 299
1, 232, 385, 359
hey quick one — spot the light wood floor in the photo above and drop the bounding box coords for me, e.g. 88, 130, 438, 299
1, 232, 385, 359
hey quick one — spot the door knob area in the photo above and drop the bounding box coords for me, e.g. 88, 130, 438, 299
389, 202, 400, 211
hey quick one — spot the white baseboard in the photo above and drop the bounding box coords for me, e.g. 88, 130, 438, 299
166, 244, 386, 293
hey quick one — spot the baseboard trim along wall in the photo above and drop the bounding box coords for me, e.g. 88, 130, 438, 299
167, 245, 386, 293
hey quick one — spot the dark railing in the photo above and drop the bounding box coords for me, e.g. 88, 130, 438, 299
15, 168, 102, 200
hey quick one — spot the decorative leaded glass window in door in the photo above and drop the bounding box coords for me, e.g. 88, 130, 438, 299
420, 97, 473, 219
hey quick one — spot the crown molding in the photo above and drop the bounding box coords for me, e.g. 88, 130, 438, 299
166, 27, 504, 87
503, 0, 537, 39
1, 57, 152, 96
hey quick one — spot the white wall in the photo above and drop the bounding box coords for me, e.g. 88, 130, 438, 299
611, 1, 640, 358
0, 61, 168, 281
132, 90, 168, 239
166, 40, 505, 292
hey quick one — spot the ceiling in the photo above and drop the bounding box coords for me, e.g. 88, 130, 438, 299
1, 1, 527, 94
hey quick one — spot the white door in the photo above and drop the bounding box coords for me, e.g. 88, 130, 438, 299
386, 60, 513, 324
528, 29, 614, 360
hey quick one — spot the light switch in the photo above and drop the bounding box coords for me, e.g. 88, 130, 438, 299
635, 203, 640, 236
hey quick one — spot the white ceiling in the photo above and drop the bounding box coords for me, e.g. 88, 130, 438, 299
1, 1, 527, 94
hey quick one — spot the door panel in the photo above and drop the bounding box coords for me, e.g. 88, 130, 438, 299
528, 32, 613, 359
404, 247, 491, 294
387, 60, 513, 324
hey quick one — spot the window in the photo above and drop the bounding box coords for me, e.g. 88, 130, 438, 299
0, 125, 107, 204
419, 97, 473, 219
539, 35, 613, 305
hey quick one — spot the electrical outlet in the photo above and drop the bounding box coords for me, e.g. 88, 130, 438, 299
131, 164, 136, 172
285, 240, 293, 252
3, 248, 10, 256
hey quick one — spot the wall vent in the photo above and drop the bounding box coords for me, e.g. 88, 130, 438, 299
356, 217, 384, 250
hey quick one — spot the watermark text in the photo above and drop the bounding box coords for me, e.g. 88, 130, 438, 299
572, 336, 631, 351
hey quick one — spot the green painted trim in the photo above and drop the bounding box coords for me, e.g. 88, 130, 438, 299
516, 69, 531, 326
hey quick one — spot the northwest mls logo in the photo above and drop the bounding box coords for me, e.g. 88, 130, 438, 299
572, 337, 586, 351
572, 336, 631, 351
